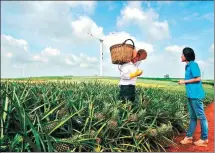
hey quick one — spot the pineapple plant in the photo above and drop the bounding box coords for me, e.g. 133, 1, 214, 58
57, 107, 68, 119
147, 128, 158, 137
2, 80, 213, 152
128, 109, 146, 122
89, 130, 96, 137
53, 142, 71, 152
128, 113, 138, 122
107, 108, 119, 130
94, 113, 105, 120
157, 123, 172, 134
107, 120, 118, 130
142, 95, 151, 108
42, 121, 61, 133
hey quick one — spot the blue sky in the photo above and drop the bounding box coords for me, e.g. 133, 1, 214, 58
1, 1, 214, 79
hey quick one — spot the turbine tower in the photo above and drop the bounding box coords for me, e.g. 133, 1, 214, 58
88, 33, 104, 77
87, 32, 116, 77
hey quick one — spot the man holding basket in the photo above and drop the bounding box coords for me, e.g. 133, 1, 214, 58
118, 49, 147, 103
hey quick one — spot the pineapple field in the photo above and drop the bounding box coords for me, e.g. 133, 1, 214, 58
0, 80, 214, 152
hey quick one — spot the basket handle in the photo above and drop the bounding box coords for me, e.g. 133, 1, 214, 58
122, 39, 135, 49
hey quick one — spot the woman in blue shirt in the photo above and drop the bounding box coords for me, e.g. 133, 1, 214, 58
178, 47, 208, 147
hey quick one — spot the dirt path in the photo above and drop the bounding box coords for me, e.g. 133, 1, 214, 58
167, 102, 214, 152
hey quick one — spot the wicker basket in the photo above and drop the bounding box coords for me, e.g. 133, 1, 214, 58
110, 39, 135, 64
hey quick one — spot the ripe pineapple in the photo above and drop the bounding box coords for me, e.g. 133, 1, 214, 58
128, 114, 138, 122
107, 120, 118, 130
53, 142, 70, 152
94, 113, 105, 120
107, 108, 119, 130
43, 121, 60, 133
90, 130, 96, 137
142, 96, 151, 107
58, 107, 68, 119
157, 123, 173, 135
147, 128, 158, 137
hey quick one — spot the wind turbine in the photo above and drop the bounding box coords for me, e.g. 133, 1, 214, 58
87, 33, 104, 77
87, 32, 116, 77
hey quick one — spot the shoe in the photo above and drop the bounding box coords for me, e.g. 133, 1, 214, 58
194, 139, 208, 147
180, 136, 193, 145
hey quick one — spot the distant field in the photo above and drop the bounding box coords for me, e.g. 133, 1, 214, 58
1, 76, 214, 96
2, 76, 213, 82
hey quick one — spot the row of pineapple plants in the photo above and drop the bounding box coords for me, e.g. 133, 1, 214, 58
0, 80, 213, 152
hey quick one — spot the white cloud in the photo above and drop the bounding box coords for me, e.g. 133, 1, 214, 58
71, 16, 104, 40
1, 34, 28, 51
1, 34, 214, 79
136, 51, 185, 78
80, 63, 89, 68
209, 44, 214, 52
208, 58, 214, 64
1, 34, 100, 78
4, 1, 97, 45
196, 60, 208, 69
80, 53, 98, 63
165, 45, 185, 54
31, 55, 42, 62
5, 52, 13, 58
1, 34, 30, 64
42, 47, 61, 56
117, 2, 170, 41
196, 59, 214, 79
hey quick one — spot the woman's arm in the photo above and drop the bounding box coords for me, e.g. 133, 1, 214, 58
178, 77, 201, 84
179, 62, 201, 85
